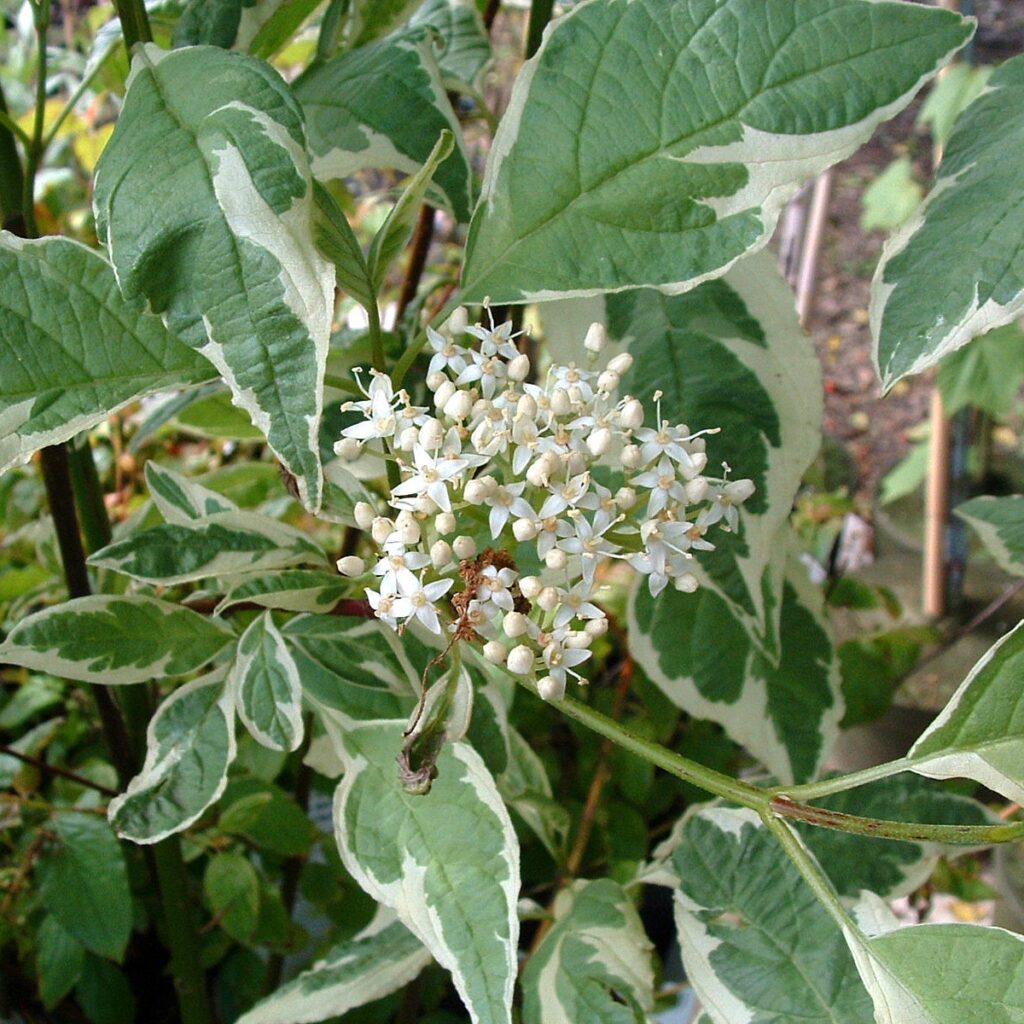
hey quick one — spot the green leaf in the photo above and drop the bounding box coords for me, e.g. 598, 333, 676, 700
918, 62, 993, 150
293, 31, 473, 221
36, 915, 85, 1008
109, 669, 237, 843
798, 775, 992, 900
497, 727, 569, 861
75, 957, 136, 1024
173, 0, 243, 47
672, 806, 874, 1024
173, 389, 265, 441
312, 182, 375, 310
231, 611, 304, 752
94, 45, 335, 511
334, 721, 519, 1024
0, 675, 65, 730
205, 852, 261, 943
957, 495, 1024, 576
0, 596, 235, 684
629, 549, 841, 784
347, 0, 421, 46
284, 615, 418, 722
612, 251, 822, 643
219, 779, 314, 856
872, 54, 1024, 389
0, 234, 213, 475
367, 129, 454, 290
839, 627, 933, 729
409, 0, 491, 94
860, 157, 922, 232
38, 812, 133, 962
460, 0, 969, 303
522, 879, 654, 1024
88, 511, 326, 585
845, 899, 1024, 1023
217, 569, 350, 614
938, 323, 1024, 418
237, 917, 431, 1024
240, 0, 324, 58
905, 619, 1024, 804
145, 461, 237, 524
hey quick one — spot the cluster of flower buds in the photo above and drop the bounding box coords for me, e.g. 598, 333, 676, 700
333, 311, 754, 701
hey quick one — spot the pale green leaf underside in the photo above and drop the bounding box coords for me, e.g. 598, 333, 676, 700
956, 495, 1024, 577
94, 44, 334, 510
237, 917, 431, 1024
522, 878, 654, 1024
409, 0, 491, 94
613, 250, 822, 643
0, 595, 234, 684
907, 619, 1024, 804
145, 461, 237, 524
109, 670, 236, 843
461, 0, 970, 303
231, 611, 304, 751
0, 234, 213, 475
334, 721, 519, 1024
938, 324, 1024, 419
673, 807, 874, 1024
88, 510, 326, 585
293, 31, 473, 221
630, 549, 841, 784
873, 54, 1024, 388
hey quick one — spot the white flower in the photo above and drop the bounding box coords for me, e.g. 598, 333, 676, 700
631, 457, 688, 517
556, 514, 620, 585
486, 482, 534, 538
392, 575, 453, 635
391, 444, 468, 512
552, 581, 604, 629
538, 471, 591, 519
456, 349, 508, 398
477, 565, 518, 612
540, 630, 592, 690
367, 588, 399, 628
426, 325, 469, 377
372, 537, 430, 596
341, 372, 399, 442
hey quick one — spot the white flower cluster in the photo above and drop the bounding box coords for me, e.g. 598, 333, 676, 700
334, 311, 754, 701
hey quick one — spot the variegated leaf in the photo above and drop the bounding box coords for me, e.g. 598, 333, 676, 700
145, 461, 237, 524
673, 807, 874, 1024
872, 54, 1024, 388
292, 30, 473, 221
956, 495, 1024, 577
230, 611, 304, 752
94, 45, 334, 510
629, 549, 841, 784
905, 620, 1024, 804
0, 596, 234, 684
0, 235, 213, 475
522, 878, 654, 1024
109, 669, 236, 843
216, 570, 350, 614
237, 0, 323, 57
612, 251, 822, 645
88, 511, 326, 585
409, 0, 490, 94
333, 720, 519, 1024
237, 915, 431, 1024
497, 727, 569, 861
460, 0, 970, 303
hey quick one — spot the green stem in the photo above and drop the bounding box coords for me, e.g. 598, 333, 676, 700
323, 373, 361, 395
760, 811, 856, 935
0, 110, 30, 151
316, 0, 349, 62
67, 436, 112, 552
525, 0, 554, 58
41, 55, 109, 153
113, 0, 153, 50
22, 1, 49, 238
775, 758, 914, 801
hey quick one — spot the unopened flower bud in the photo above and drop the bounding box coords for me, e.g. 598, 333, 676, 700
597, 370, 620, 393
371, 517, 394, 544
615, 486, 637, 510
586, 427, 613, 458
447, 306, 468, 336
333, 437, 362, 461
537, 586, 559, 612
584, 322, 607, 354
607, 352, 634, 375
435, 512, 456, 535
674, 572, 699, 593
568, 385, 584, 406
433, 380, 455, 410
685, 477, 709, 503
464, 478, 491, 504
508, 354, 530, 382
507, 645, 534, 675
619, 398, 644, 431
426, 371, 448, 392
519, 576, 542, 600
621, 444, 642, 470
537, 675, 565, 701
585, 615, 609, 638
414, 495, 438, 515
444, 390, 474, 421
512, 518, 538, 542
396, 511, 421, 546
526, 452, 559, 488
397, 426, 418, 451
566, 451, 587, 476
504, 611, 530, 638
549, 388, 572, 416
336, 555, 365, 577
564, 630, 593, 650
430, 539, 453, 568
419, 418, 444, 450
545, 548, 568, 570
725, 478, 756, 504
517, 394, 537, 419
483, 640, 508, 665
354, 501, 376, 530
453, 535, 477, 560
